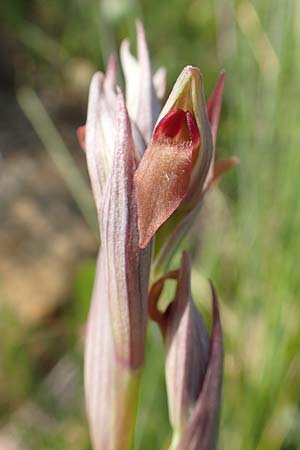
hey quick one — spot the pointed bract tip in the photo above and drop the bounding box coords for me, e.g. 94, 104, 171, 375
77, 125, 86, 151
136, 19, 148, 55
180, 65, 202, 90
136, 18, 145, 36
207, 71, 226, 147
116, 86, 129, 122
185, 65, 202, 76
105, 53, 117, 87
90, 70, 105, 88
209, 280, 220, 318
208, 156, 240, 190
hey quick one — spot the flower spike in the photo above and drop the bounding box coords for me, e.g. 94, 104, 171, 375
81, 21, 236, 450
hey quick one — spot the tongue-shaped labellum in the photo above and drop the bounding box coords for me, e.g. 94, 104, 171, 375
134, 108, 201, 249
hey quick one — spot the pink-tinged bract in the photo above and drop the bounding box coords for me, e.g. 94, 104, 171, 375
84, 90, 152, 450
149, 253, 223, 450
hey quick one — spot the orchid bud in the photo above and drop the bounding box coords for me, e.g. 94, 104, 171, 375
82, 59, 117, 215
149, 252, 223, 450
134, 68, 238, 269
134, 66, 211, 249
84, 90, 152, 450
78, 23, 162, 217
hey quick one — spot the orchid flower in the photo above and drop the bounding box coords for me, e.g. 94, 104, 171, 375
134, 67, 239, 270
149, 252, 223, 450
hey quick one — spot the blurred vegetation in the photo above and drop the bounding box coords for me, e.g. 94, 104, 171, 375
1, 0, 300, 449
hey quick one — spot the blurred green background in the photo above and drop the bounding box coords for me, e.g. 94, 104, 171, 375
0, 0, 300, 449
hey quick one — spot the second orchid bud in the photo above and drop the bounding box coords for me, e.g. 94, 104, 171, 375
149, 252, 223, 450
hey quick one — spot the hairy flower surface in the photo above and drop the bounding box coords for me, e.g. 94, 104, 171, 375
135, 68, 238, 269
